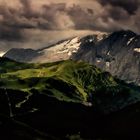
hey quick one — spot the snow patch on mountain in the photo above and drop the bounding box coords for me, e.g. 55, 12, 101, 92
0, 52, 5, 57
127, 37, 135, 45
97, 33, 106, 41
134, 48, 140, 53
3, 31, 108, 63
42, 37, 81, 56
34, 37, 81, 63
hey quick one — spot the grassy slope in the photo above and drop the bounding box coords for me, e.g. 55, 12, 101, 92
0, 58, 118, 103
1, 57, 140, 113
1, 58, 140, 139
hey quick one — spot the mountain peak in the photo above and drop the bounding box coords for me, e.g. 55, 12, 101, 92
110, 30, 137, 38
3, 29, 140, 85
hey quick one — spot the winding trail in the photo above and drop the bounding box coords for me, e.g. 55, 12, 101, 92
4, 88, 14, 118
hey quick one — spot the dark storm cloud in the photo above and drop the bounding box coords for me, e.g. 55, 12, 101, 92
20, 0, 31, 14
0, 0, 74, 42
0, 0, 139, 43
0, 26, 24, 41
99, 0, 140, 15
96, 0, 140, 32
0, 4, 25, 41
107, 6, 129, 20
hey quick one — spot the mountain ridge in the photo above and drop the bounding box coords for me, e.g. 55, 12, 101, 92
1, 58, 140, 139
3, 30, 140, 85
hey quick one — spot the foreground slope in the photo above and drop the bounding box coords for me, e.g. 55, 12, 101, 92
1, 58, 140, 139
0, 57, 138, 112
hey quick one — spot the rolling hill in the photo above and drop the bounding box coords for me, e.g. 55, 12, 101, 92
0, 57, 137, 112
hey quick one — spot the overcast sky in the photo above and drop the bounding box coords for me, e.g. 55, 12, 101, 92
0, 0, 140, 53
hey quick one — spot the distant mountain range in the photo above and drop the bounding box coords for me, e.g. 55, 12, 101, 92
4, 30, 140, 85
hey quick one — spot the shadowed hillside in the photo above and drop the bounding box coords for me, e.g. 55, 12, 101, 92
0, 58, 140, 139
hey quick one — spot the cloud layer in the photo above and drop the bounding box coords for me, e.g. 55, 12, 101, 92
0, 0, 139, 51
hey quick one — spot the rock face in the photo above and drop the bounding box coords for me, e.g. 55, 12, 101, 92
4, 30, 140, 85
72, 30, 140, 85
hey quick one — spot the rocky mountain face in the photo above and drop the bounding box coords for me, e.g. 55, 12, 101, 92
3, 32, 106, 63
72, 30, 140, 85
4, 30, 140, 85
